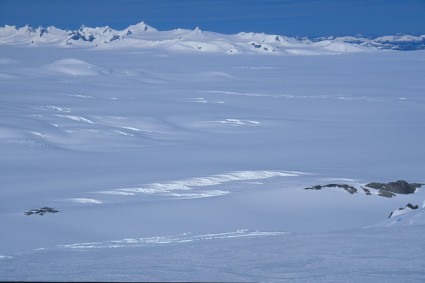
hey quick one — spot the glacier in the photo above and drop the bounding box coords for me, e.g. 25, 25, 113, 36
1, 23, 425, 281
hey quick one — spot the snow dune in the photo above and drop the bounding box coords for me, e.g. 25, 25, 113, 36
46, 58, 105, 76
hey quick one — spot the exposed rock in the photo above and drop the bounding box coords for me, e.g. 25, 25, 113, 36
305, 180, 423, 198
325, 184, 357, 194
388, 203, 419, 218
362, 187, 372, 195
365, 180, 423, 195
377, 190, 396, 198
24, 207, 59, 216
406, 203, 419, 209
305, 185, 323, 190
304, 184, 357, 194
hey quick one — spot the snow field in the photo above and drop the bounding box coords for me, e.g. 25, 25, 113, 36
0, 44, 425, 281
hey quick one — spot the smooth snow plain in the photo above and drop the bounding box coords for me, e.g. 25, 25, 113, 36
1, 43, 425, 282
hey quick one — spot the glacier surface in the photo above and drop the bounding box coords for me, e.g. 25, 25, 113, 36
1, 26, 425, 281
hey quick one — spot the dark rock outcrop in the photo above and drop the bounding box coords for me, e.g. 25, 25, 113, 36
305, 180, 422, 198
304, 184, 358, 194
24, 207, 59, 216
365, 180, 423, 195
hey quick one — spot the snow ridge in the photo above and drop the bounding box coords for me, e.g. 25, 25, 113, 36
57, 230, 289, 250
1, 22, 424, 54
95, 170, 301, 200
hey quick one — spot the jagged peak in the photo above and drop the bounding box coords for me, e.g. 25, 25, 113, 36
125, 21, 157, 33
103, 26, 112, 33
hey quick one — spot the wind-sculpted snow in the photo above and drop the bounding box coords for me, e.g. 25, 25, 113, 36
95, 170, 300, 200
203, 89, 391, 102
46, 58, 105, 76
3, 226, 425, 282
55, 115, 94, 124
64, 198, 103, 204
57, 230, 289, 250
1, 22, 424, 53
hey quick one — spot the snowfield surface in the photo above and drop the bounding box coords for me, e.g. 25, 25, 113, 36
1, 27, 425, 281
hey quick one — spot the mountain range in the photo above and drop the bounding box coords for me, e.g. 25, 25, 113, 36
1, 22, 424, 54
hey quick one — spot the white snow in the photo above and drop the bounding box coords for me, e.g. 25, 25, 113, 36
47, 58, 103, 76
388, 207, 415, 218
55, 115, 94, 124
57, 230, 289, 250
0, 30, 425, 281
95, 170, 297, 200
64, 198, 103, 204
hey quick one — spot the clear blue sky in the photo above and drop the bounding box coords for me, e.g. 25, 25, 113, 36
1, 0, 424, 37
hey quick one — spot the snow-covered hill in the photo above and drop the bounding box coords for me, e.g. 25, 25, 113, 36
1, 22, 424, 54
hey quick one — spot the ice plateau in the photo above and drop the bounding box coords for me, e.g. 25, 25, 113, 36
1, 22, 425, 282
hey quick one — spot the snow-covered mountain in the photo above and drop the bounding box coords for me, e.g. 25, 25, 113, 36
1, 22, 424, 54
313, 34, 425, 51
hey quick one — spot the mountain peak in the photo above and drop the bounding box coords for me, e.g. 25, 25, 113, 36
126, 21, 157, 34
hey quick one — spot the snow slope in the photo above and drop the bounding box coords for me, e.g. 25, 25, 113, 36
0, 37, 425, 281
3, 226, 425, 282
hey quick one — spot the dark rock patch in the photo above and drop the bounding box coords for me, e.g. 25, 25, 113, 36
324, 184, 357, 194
305, 185, 323, 190
365, 180, 423, 195
24, 207, 59, 216
304, 184, 357, 194
251, 43, 262, 49
406, 203, 419, 210
362, 187, 372, 195
377, 190, 396, 198
305, 180, 423, 198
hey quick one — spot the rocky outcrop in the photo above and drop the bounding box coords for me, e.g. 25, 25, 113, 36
365, 180, 423, 195
24, 207, 59, 216
305, 180, 423, 198
304, 184, 357, 194
362, 187, 372, 195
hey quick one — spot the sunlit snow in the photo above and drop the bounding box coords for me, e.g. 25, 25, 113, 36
1, 23, 425, 282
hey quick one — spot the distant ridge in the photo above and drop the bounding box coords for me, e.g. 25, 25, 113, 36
1, 22, 424, 54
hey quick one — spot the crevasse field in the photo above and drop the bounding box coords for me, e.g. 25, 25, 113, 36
1, 24, 425, 282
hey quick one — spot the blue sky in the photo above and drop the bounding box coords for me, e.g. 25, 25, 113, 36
1, 0, 424, 37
